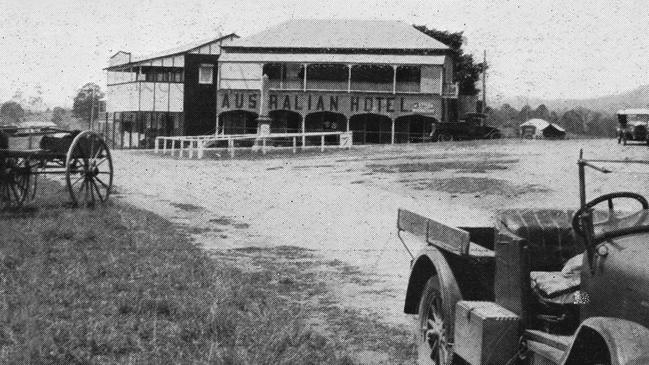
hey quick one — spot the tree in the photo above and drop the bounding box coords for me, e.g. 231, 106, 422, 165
518, 105, 532, 121
413, 25, 486, 96
0, 101, 25, 124
533, 104, 551, 120
51, 106, 66, 125
72, 83, 104, 127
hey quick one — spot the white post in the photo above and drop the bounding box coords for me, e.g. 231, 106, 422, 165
262, 137, 267, 155
198, 140, 204, 159
155, 138, 159, 153
321, 135, 325, 152
180, 140, 184, 157
391, 120, 395, 145
229, 137, 234, 158
292, 136, 296, 154
347, 65, 352, 93
162, 138, 167, 153
171, 139, 176, 155
392, 65, 398, 94
301, 119, 306, 149
303, 64, 308, 91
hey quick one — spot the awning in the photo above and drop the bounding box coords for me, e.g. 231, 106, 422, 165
219, 52, 446, 66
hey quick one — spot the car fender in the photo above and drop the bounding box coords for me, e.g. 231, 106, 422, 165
404, 245, 462, 316
561, 317, 649, 365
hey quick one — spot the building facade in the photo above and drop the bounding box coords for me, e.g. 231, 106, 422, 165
105, 19, 462, 148
104, 33, 237, 148
216, 19, 458, 144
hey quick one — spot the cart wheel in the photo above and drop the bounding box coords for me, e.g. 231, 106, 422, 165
0, 157, 32, 209
65, 131, 113, 207
418, 276, 456, 365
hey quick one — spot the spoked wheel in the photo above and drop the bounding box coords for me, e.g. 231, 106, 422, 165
0, 157, 33, 209
65, 131, 113, 207
437, 134, 453, 142
418, 276, 455, 365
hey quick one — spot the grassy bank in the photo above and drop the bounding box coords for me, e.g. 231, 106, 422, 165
0, 182, 358, 364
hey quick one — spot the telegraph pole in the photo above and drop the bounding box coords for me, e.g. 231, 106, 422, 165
482, 50, 487, 112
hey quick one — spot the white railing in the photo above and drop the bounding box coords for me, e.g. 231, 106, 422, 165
155, 131, 353, 159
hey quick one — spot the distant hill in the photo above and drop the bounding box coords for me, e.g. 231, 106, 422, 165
494, 84, 649, 114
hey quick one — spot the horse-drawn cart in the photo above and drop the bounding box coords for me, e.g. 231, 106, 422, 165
0, 127, 113, 209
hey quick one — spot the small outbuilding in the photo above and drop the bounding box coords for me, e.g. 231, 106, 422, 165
520, 118, 566, 139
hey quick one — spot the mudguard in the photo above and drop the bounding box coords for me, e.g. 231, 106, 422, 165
404, 245, 462, 317
561, 317, 649, 365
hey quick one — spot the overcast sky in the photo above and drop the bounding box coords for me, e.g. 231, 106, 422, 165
0, 0, 647, 107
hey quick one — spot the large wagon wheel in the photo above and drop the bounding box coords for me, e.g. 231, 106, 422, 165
65, 131, 113, 207
0, 156, 33, 209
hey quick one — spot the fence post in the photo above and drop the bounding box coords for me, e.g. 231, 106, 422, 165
171, 139, 176, 156
292, 137, 296, 154
302, 133, 306, 150
228, 137, 234, 158
198, 140, 204, 159
262, 137, 267, 155
321, 135, 325, 152
154, 138, 159, 153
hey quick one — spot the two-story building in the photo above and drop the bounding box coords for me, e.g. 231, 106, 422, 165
216, 19, 458, 144
104, 33, 237, 148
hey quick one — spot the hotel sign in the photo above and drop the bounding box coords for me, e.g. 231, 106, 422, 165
218, 90, 441, 118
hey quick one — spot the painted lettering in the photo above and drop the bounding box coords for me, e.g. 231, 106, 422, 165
294, 95, 303, 110
269, 95, 278, 110
235, 94, 244, 109
376, 97, 384, 113
329, 96, 339, 111
316, 96, 325, 111
350, 97, 359, 112
221, 94, 230, 109
386, 97, 395, 113
248, 94, 257, 109
364, 97, 373, 112
283, 95, 291, 110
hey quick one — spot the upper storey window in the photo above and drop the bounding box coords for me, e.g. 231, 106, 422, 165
199, 64, 214, 84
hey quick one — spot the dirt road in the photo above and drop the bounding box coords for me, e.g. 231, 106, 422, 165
110, 138, 649, 330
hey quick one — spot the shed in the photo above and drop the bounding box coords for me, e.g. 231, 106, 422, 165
520, 119, 566, 139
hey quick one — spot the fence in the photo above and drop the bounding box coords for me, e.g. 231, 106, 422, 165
155, 131, 353, 159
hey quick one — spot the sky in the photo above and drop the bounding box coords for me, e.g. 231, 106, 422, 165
0, 0, 647, 107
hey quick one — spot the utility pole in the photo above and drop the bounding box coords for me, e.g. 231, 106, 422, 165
482, 50, 487, 112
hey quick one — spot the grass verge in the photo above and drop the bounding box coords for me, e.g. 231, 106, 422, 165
0, 181, 357, 364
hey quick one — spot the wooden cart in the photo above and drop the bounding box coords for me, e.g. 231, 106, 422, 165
0, 127, 113, 209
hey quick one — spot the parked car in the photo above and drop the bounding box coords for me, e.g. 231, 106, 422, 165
431, 113, 501, 142
616, 109, 649, 145
399, 153, 649, 364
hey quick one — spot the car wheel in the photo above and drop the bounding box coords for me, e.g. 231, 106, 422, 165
437, 134, 453, 142
418, 276, 455, 365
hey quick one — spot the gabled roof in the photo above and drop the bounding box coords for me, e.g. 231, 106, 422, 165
520, 118, 566, 132
618, 108, 649, 115
108, 33, 238, 69
227, 19, 449, 50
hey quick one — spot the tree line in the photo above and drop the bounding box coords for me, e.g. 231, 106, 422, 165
0, 82, 103, 130
484, 103, 618, 137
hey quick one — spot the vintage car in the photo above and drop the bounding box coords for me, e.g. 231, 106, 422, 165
616, 109, 649, 145
431, 113, 501, 142
399, 153, 649, 364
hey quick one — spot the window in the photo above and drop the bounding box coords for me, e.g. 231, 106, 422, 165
199, 64, 214, 84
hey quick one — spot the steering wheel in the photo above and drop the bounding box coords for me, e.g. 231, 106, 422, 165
572, 192, 649, 238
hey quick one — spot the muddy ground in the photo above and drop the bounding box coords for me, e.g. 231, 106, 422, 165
109, 138, 649, 358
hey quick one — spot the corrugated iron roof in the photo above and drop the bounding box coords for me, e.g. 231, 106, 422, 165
520, 118, 566, 132
227, 19, 449, 50
618, 108, 649, 115
219, 52, 445, 65
107, 33, 238, 69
